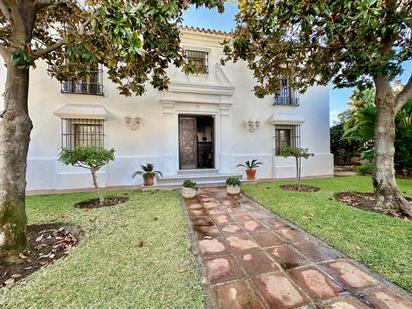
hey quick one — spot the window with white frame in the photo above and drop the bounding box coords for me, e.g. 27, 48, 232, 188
61, 118, 104, 149
186, 50, 209, 74
61, 64, 104, 95
275, 124, 300, 155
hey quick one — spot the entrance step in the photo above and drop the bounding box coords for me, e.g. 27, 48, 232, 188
156, 172, 243, 187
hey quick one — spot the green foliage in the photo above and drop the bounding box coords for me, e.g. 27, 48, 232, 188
59, 146, 115, 170
226, 177, 241, 187
1, 0, 224, 96
225, 1, 412, 95
132, 163, 163, 181
236, 159, 263, 169
330, 123, 361, 165
355, 164, 373, 176
183, 179, 198, 190
280, 147, 313, 159
343, 87, 412, 173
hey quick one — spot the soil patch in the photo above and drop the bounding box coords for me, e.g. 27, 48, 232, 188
1, 224, 79, 288
334, 192, 411, 219
75, 197, 128, 209
279, 184, 320, 192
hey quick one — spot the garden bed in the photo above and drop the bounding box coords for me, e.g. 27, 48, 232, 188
335, 191, 411, 219
279, 184, 320, 192
75, 196, 128, 209
0, 224, 79, 288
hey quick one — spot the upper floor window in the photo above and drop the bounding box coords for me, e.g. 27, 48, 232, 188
61, 64, 104, 96
186, 50, 209, 74
274, 78, 299, 106
275, 124, 300, 155
61, 118, 104, 149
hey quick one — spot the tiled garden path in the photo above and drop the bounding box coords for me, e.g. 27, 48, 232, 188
183, 187, 412, 309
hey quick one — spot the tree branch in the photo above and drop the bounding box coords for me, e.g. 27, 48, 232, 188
395, 74, 412, 113
35, 0, 54, 10
0, 0, 11, 22
31, 11, 98, 59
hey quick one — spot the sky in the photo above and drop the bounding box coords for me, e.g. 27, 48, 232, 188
182, 3, 412, 126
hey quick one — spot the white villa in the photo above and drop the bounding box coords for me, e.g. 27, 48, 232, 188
0, 27, 333, 191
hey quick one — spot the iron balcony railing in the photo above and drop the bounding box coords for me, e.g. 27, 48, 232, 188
274, 90, 300, 106
61, 82, 104, 96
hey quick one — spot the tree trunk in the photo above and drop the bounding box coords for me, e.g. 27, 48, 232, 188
91, 167, 104, 205
0, 64, 33, 261
373, 77, 412, 216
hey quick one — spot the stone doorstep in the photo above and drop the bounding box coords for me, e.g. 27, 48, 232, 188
182, 189, 412, 309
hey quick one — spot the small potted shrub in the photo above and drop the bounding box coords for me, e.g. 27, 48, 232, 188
236, 159, 263, 180
132, 163, 163, 186
226, 177, 241, 195
182, 179, 198, 199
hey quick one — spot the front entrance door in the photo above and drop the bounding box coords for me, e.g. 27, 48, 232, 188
179, 115, 215, 170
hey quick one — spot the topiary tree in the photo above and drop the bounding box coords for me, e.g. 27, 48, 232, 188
0, 0, 223, 260
59, 146, 115, 205
280, 147, 314, 183
225, 0, 412, 216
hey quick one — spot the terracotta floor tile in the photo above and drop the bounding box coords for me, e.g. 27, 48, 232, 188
265, 245, 310, 270
366, 288, 412, 309
212, 214, 234, 225
275, 227, 310, 243
241, 220, 268, 233
232, 213, 254, 223
192, 216, 215, 227
253, 273, 309, 308
237, 251, 279, 276
203, 201, 221, 209
188, 209, 209, 218
198, 238, 230, 256
289, 266, 345, 300
195, 225, 221, 239
321, 261, 378, 291
225, 235, 259, 252
249, 210, 274, 219
219, 223, 245, 236
187, 202, 204, 210
204, 255, 245, 284
293, 239, 341, 262
213, 281, 266, 309
251, 231, 284, 248
262, 218, 290, 230
323, 298, 370, 309
208, 208, 226, 215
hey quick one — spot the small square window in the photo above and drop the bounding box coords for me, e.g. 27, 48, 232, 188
186, 50, 209, 74
61, 118, 104, 149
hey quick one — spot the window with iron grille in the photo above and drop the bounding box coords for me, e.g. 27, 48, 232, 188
186, 50, 209, 74
275, 124, 301, 155
61, 118, 104, 149
274, 78, 299, 105
61, 64, 104, 95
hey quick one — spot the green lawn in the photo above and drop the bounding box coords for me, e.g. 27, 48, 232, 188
0, 190, 203, 309
243, 176, 412, 292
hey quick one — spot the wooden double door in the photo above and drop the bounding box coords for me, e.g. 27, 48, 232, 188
179, 115, 214, 170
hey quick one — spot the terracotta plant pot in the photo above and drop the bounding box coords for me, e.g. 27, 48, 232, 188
144, 174, 154, 186
227, 185, 241, 195
246, 168, 257, 180
182, 187, 197, 199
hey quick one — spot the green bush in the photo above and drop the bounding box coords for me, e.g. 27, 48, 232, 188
182, 179, 198, 190
226, 177, 241, 186
355, 164, 373, 175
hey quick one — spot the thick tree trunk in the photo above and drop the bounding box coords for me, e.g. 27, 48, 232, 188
373, 77, 412, 216
0, 64, 33, 261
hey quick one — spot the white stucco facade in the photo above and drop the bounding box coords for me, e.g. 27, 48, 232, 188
0, 28, 333, 191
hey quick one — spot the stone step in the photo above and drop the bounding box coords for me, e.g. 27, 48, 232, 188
156, 173, 243, 187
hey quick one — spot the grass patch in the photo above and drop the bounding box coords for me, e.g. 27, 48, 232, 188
243, 176, 412, 292
0, 190, 203, 308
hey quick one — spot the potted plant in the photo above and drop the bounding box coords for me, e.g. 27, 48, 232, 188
226, 177, 241, 195
182, 179, 198, 199
132, 163, 163, 186
236, 159, 263, 180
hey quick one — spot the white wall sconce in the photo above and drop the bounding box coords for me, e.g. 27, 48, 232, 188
125, 115, 142, 130
247, 118, 260, 132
